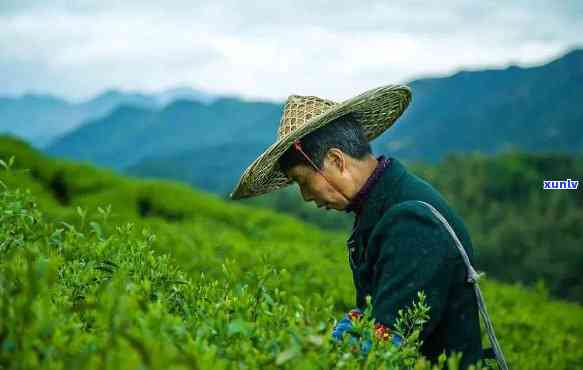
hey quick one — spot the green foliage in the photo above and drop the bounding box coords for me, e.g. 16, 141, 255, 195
1, 183, 453, 370
1, 136, 583, 369
349, 292, 436, 369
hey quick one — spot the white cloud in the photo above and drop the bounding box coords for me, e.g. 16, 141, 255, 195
0, 0, 581, 102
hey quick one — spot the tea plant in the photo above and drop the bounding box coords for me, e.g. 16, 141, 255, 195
1, 183, 467, 369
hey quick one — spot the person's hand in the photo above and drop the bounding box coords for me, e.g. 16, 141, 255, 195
331, 309, 361, 342
374, 323, 403, 347
359, 323, 402, 354
331, 309, 403, 354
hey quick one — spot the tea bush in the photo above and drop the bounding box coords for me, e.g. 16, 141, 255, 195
1, 182, 459, 370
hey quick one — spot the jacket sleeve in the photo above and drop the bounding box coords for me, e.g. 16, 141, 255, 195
367, 201, 455, 338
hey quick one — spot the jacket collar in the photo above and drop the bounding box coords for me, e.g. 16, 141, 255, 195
345, 155, 390, 215
352, 156, 408, 233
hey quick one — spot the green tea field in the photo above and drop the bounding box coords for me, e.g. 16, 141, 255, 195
1, 136, 582, 369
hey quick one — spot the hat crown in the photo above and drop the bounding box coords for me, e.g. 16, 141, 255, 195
277, 95, 337, 139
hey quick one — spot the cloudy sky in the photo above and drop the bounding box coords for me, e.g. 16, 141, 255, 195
1, 0, 581, 103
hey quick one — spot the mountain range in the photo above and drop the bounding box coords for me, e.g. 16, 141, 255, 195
0, 87, 218, 147
3, 48, 581, 196
376, 48, 583, 160
48, 98, 281, 170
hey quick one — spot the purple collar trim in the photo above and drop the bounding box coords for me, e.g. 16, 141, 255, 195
344, 155, 391, 215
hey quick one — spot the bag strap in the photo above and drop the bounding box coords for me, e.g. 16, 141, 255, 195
416, 201, 509, 370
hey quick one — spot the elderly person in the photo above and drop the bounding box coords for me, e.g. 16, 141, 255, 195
230, 85, 506, 369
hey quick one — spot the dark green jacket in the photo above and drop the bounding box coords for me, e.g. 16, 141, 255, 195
347, 156, 483, 368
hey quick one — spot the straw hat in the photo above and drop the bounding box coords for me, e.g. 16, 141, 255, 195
229, 84, 411, 200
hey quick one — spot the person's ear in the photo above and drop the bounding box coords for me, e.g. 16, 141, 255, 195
326, 148, 346, 174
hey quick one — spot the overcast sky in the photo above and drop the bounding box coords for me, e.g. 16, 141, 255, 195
1, 1, 581, 103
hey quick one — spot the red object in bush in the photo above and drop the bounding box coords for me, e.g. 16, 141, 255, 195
348, 309, 363, 321
346, 309, 392, 342
374, 323, 391, 341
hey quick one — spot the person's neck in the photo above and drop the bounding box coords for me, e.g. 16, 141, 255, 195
348, 155, 379, 199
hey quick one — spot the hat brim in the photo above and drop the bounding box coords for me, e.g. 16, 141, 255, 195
230, 84, 411, 200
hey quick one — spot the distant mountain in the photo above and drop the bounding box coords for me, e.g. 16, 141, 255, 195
155, 87, 217, 106
80, 90, 157, 118
374, 49, 583, 161
0, 94, 77, 147
0, 87, 219, 147
47, 98, 282, 170
46, 48, 583, 194
47, 105, 156, 169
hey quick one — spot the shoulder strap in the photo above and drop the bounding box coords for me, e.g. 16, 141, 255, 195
415, 200, 509, 370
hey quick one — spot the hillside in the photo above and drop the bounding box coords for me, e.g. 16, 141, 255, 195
126, 141, 269, 195
1, 136, 583, 369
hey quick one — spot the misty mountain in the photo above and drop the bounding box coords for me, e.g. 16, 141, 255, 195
374, 49, 583, 161
47, 98, 282, 170
155, 87, 217, 106
0, 87, 219, 147
0, 94, 78, 147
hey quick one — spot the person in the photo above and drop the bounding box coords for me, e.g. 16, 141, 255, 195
230, 85, 487, 369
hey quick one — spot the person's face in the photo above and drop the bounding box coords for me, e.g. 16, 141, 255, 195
285, 159, 348, 211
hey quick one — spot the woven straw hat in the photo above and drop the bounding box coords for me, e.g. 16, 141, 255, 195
230, 84, 411, 200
